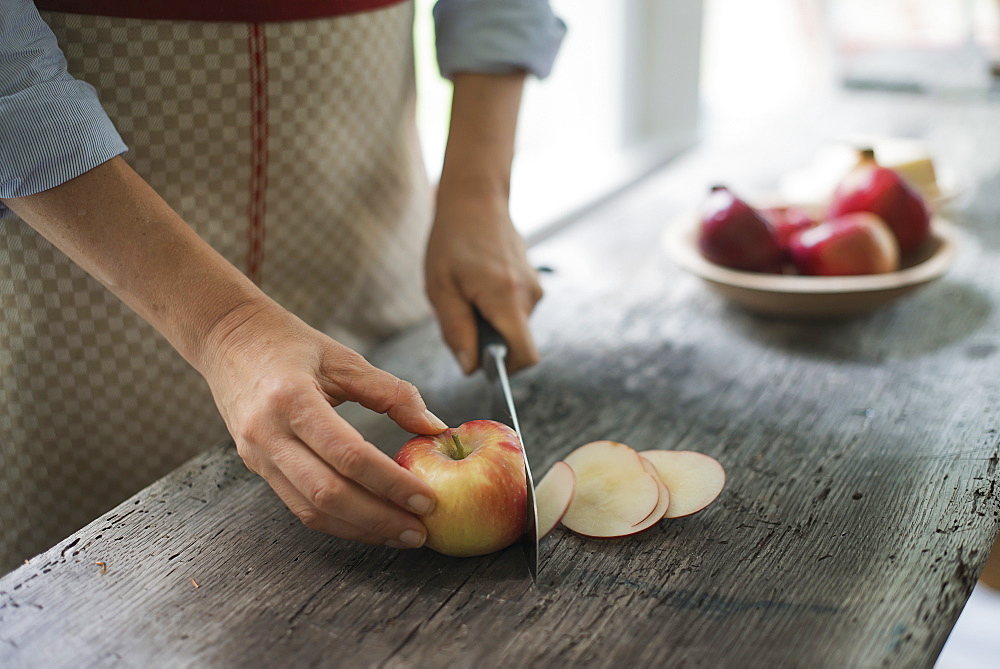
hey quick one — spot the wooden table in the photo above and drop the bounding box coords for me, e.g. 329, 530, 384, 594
2, 90, 999, 667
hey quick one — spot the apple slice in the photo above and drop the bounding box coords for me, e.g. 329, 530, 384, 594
639, 450, 726, 518
535, 461, 575, 538
561, 441, 662, 538
632, 459, 670, 532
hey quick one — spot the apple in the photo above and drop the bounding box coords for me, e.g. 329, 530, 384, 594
639, 451, 726, 518
829, 148, 931, 255
394, 420, 526, 557
637, 459, 671, 529
395, 428, 730, 555
535, 461, 575, 538
560, 441, 664, 538
761, 205, 819, 250
787, 212, 900, 276
698, 185, 785, 273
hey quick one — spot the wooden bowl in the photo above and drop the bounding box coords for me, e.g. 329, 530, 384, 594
662, 214, 957, 318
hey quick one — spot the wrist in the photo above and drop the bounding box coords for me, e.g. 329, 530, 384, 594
193, 295, 286, 377
439, 73, 524, 204
437, 169, 511, 203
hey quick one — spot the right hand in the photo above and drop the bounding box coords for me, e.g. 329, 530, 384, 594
199, 300, 449, 549
425, 187, 543, 375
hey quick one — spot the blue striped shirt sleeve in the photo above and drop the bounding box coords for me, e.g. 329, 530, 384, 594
0, 0, 127, 203
433, 0, 566, 79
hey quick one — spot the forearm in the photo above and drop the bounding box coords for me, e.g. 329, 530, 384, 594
4, 156, 449, 549
1, 156, 272, 374
427, 72, 542, 373
438, 72, 525, 202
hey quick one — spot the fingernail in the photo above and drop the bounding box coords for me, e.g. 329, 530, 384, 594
408, 493, 434, 514
423, 410, 448, 432
457, 350, 474, 374
398, 529, 425, 548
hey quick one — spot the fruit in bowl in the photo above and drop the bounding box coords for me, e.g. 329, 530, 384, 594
697, 147, 933, 278
829, 148, 931, 256
668, 154, 955, 317
697, 185, 784, 273
760, 205, 819, 250
786, 212, 900, 276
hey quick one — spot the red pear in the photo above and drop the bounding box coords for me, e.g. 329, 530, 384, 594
829, 149, 931, 255
698, 186, 784, 273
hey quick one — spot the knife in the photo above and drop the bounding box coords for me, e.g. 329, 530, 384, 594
475, 310, 539, 583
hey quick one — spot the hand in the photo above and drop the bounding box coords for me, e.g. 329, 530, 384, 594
201, 301, 449, 548
4, 158, 446, 549
425, 186, 543, 374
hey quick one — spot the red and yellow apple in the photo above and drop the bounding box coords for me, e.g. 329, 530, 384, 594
394, 420, 526, 558
787, 212, 900, 276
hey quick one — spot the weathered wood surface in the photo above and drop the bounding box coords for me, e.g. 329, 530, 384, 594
2, 91, 999, 668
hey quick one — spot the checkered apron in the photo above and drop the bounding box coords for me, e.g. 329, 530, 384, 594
0, 2, 433, 572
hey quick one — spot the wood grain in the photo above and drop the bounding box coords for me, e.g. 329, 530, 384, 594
2, 91, 999, 667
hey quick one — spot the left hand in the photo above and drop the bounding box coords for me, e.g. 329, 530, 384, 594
425, 185, 543, 375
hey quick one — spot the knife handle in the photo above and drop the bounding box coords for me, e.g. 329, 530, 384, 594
473, 308, 507, 356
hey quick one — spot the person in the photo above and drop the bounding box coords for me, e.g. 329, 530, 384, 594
0, 0, 565, 573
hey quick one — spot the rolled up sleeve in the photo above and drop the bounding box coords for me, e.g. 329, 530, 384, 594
433, 0, 567, 79
0, 0, 126, 202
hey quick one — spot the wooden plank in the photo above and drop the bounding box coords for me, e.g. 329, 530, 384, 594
2, 91, 999, 667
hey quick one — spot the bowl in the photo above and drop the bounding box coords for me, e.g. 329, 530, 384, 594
662, 214, 957, 319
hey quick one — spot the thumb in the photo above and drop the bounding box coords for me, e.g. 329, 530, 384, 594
347, 364, 449, 435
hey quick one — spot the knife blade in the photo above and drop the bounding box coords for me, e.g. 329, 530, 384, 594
475, 310, 539, 583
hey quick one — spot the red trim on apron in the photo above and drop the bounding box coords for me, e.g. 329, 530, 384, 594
246, 23, 268, 286
34, 0, 406, 23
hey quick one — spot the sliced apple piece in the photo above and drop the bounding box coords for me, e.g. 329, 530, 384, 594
631, 459, 670, 532
535, 461, 575, 538
639, 450, 726, 518
561, 441, 661, 538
